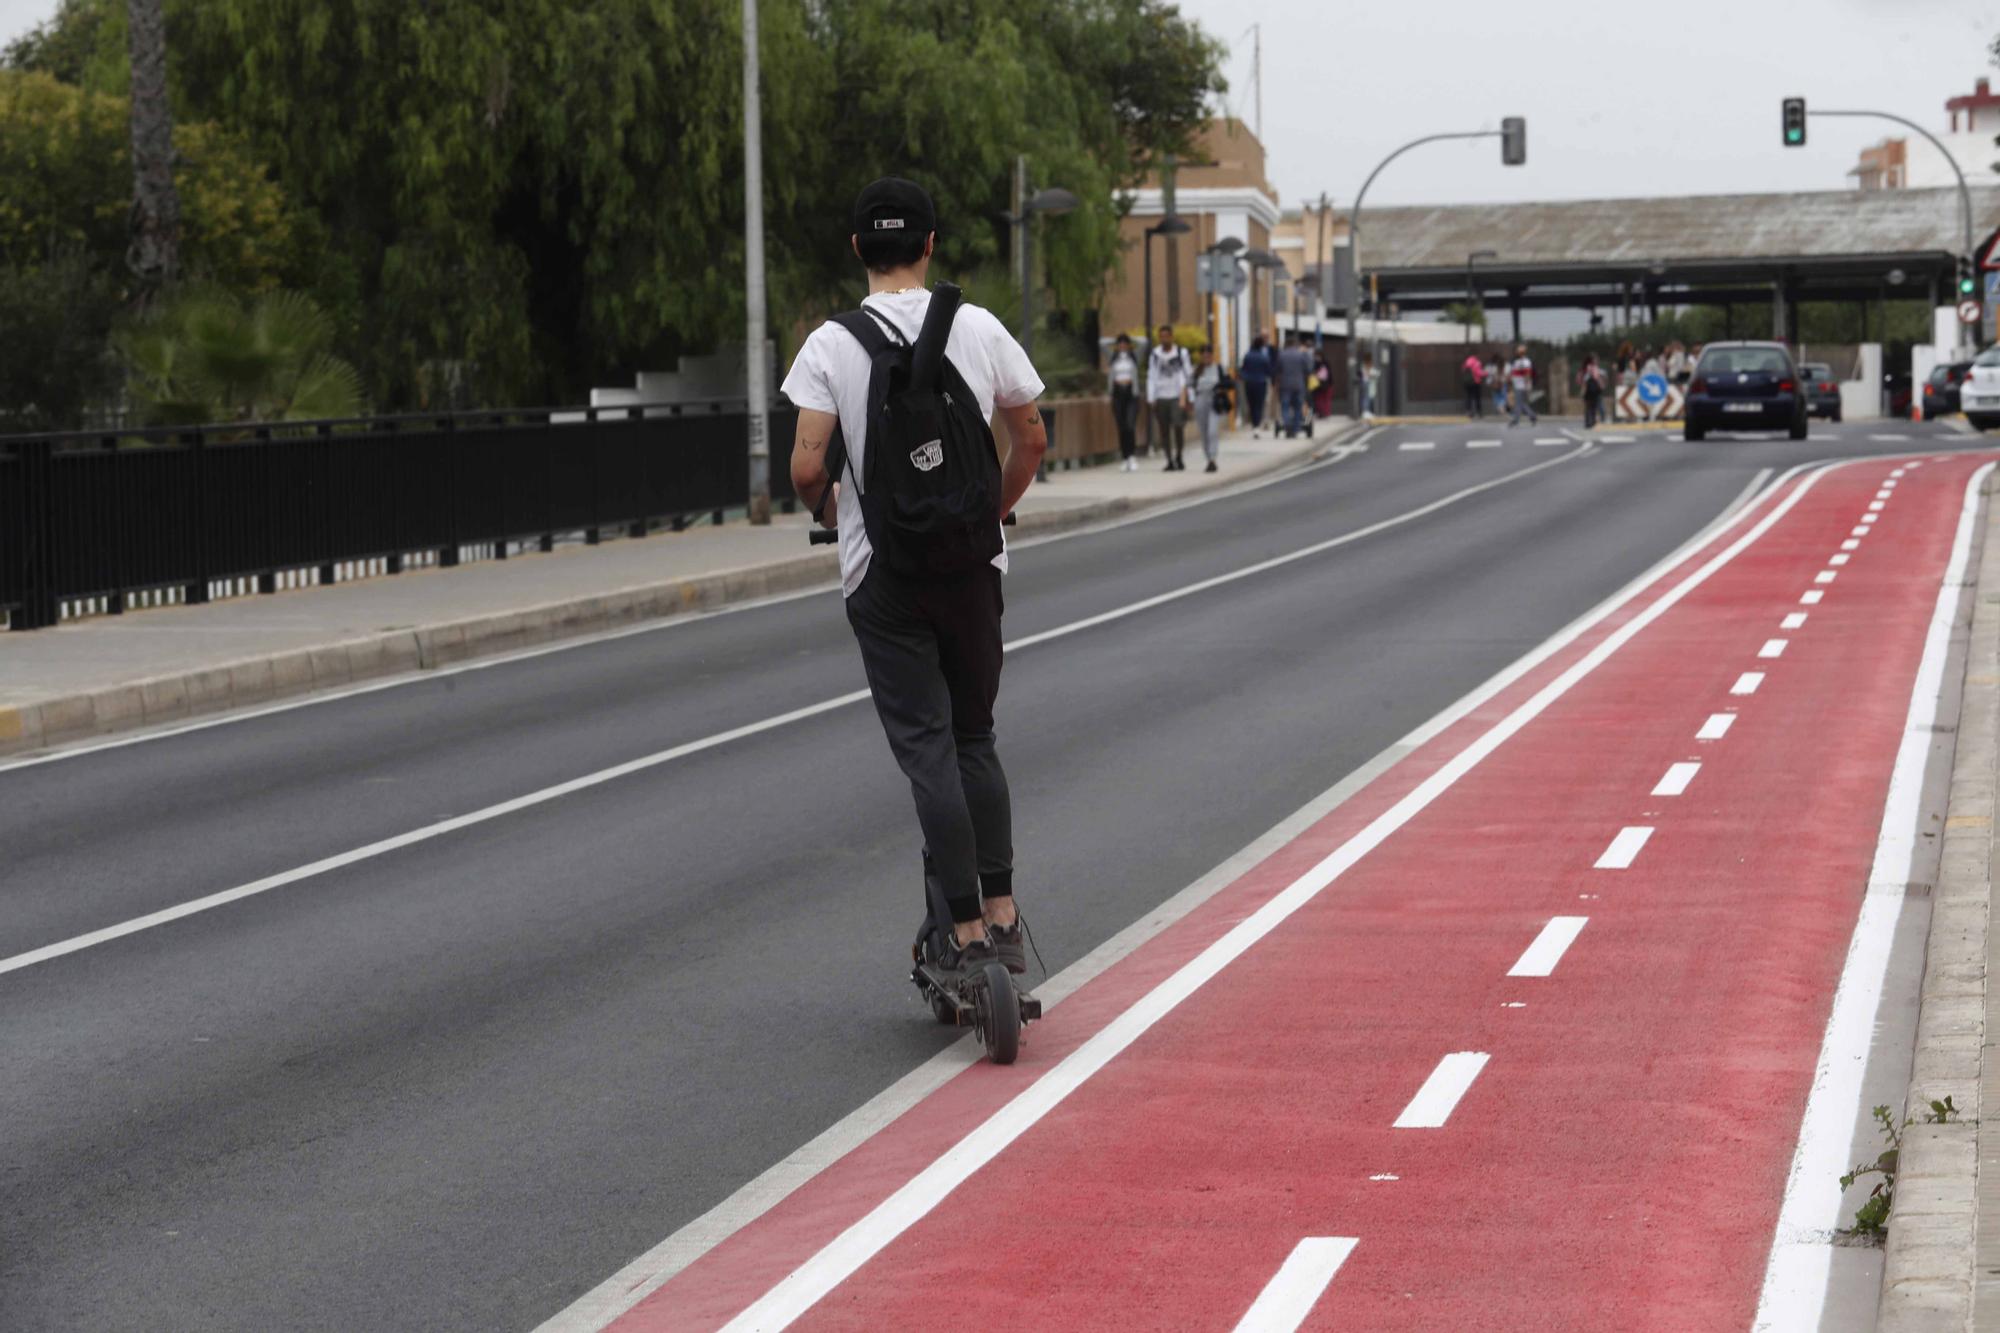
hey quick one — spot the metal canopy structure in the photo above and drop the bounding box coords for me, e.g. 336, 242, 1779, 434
1355, 186, 2000, 326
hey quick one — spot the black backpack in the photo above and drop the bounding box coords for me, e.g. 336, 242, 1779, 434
825, 283, 1004, 578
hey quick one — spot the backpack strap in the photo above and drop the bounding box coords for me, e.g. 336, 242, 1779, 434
830, 306, 905, 356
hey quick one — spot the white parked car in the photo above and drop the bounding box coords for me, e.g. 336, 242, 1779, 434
1965, 346, 2000, 432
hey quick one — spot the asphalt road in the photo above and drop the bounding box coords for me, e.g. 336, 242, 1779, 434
0, 416, 1977, 1330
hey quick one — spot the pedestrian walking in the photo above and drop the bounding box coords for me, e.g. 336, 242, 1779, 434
1147, 324, 1192, 471
1193, 344, 1232, 472
1313, 346, 1337, 421
1239, 335, 1273, 439
1108, 332, 1140, 471
780, 175, 1044, 984
1506, 344, 1538, 426
1488, 356, 1506, 417
1276, 333, 1311, 439
1614, 341, 1638, 422
1462, 351, 1486, 418
1578, 353, 1606, 429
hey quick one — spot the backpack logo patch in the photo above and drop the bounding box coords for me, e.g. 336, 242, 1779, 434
909, 439, 944, 472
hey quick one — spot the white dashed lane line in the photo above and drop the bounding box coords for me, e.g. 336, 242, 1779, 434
1841, 539, 1860, 551
1759, 639, 1788, 659
1814, 570, 1838, 584
1851, 526, 1869, 537
1594, 826, 1654, 869
1393, 1053, 1491, 1129
1233, 1238, 1359, 1333
1782, 612, 1808, 629
1732, 671, 1766, 694
1467, 439, 1502, 449
1652, 762, 1701, 796
1507, 917, 1589, 977
1830, 553, 1850, 566
1697, 713, 1736, 740
1399, 441, 1435, 451
1800, 590, 1824, 605
1534, 437, 1567, 446
1868, 501, 1885, 512
1862, 513, 1879, 525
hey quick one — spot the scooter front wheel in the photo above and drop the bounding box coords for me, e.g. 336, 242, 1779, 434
975, 960, 1020, 1065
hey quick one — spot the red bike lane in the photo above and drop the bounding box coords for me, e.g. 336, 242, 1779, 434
611, 452, 1988, 1332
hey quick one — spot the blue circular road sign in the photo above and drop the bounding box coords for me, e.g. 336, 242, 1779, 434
1637, 373, 1669, 405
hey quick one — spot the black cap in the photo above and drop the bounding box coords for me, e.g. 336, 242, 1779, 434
852, 177, 936, 241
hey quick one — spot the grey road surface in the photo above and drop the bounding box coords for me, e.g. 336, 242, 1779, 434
0, 418, 1979, 1330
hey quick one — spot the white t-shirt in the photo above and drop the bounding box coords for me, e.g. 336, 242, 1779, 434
781, 289, 1044, 596
1508, 356, 1534, 390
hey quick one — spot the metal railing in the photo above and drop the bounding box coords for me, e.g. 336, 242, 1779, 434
0, 400, 799, 631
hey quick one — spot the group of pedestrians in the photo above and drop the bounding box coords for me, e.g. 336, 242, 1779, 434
1238, 333, 1343, 438
1573, 340, 1700, 427
1106, 327, 1230, 473
1459, 345, 1541, 426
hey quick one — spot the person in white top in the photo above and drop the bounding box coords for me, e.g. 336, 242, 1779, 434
782, 177, 1046, 980
1506, 344, 1538, 426
1146, 324, 1193, 471
1107, 332, 1140, 471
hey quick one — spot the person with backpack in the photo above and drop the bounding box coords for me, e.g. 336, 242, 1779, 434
1462, 352, 1486, 418
782, 177, 1046, 985
1147, 324, 1193, 470
1192, 343, 1232, 473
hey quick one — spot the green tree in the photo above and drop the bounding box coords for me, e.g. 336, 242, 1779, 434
117, 287, 364, 425
0, 252, 124, 430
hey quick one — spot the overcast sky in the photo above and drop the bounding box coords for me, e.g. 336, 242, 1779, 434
5, 0, 1991, 210
1186, 0, 1997, 210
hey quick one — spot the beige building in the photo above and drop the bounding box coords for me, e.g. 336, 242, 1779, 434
1101, 118, 1281, 367
1849, 76, 2000, 192
1269, 201, 1350, 329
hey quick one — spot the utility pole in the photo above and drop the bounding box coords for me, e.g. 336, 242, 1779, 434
1163, 154, 1181, 323
1314, 192, 1329, 350
742, 0, 770, 524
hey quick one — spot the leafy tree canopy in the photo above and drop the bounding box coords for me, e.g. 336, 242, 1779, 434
11, 0, 1224, 412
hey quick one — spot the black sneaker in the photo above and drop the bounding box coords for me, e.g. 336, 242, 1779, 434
932, 932, 1000, 989
1204, 461, 1217, 473
988, 921, 1027, 975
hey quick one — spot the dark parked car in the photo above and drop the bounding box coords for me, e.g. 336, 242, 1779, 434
1684, 342, 1807, 440
1921, 360, 1974, 420
1799, 361, 1842, 422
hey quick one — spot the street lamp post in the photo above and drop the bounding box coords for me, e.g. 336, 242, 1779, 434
1011, 168, 1079, 360
1346, 124, 1523, 418
1464, 249, 1497, 345
1142, 215, 1192, 453
741, 0, 770, 524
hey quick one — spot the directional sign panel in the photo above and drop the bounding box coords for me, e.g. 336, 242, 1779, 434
1637, 372, 1669, 405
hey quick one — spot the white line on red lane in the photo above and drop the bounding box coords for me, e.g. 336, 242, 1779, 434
1507, 917, 1589, 977
1733, 672, 1766, 695
1814, 571, 1838, 585
1867, 501, 1885, 512
1759, 639, 1789, 659
689, 465, 1839, 1333
1862, 513, 1879, 525
1652, 762, 1700, 796
1232, 1237, 1359, 1332
1594, 826, 1655, 868
1800, 591, 1824, 605
1697, 713, 1736, 740
1830, 554, 1850, 566
1782, 612, 1808, 629
1851, 527, 1869, 537
1754, 461, 1998, 1329
1840, 539, 1860, 551
1393, 1053, 1492, 1128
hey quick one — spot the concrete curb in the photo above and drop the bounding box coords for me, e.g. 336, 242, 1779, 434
1878, 474, 1993, 1330
0, 425, 1361, 759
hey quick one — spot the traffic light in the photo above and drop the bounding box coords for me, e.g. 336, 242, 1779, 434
1501, 117, 1526, 166
1782, 97, 1807, 147
1959, 254, 1977, 298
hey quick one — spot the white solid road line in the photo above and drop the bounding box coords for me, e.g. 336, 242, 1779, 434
1782, 612, 1808, 629
538, 460, 1814, 1333
1594, 826, 1654, 868
1393, 1052, 1492, 1128
1507, 916, 1589, 977
1652, 762, 1701, 796
1399, 441, 1435, 450
1759, 639, 1789, 659
705, 463, 1838, 1333
1233, 1238, 1360, 1333
1733, 672, 1766, 695
0, 447, 1602, 979
1754, 461, 1997, 1331
1801, 590, 1825, 605
1697, 713, 1736, 740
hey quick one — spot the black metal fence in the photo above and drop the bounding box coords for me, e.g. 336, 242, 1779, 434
0, 401, 799, 631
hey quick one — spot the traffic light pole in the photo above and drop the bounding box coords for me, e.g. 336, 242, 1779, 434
1809, 109, 1972, 268
1345, 130, 1501, 419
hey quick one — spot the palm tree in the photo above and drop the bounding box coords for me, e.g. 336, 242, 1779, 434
119, 289, 366, 426
125, 0, 180, 295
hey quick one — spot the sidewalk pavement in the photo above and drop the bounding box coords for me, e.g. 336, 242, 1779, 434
0, 420, 1357, 757
1881, 471, 1992, 1329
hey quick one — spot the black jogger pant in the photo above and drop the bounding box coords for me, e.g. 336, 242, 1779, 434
1111, 384, 1138, 460
845, 562, 1013, 924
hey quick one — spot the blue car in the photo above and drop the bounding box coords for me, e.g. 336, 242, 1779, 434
1684, 341, 1808, 441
